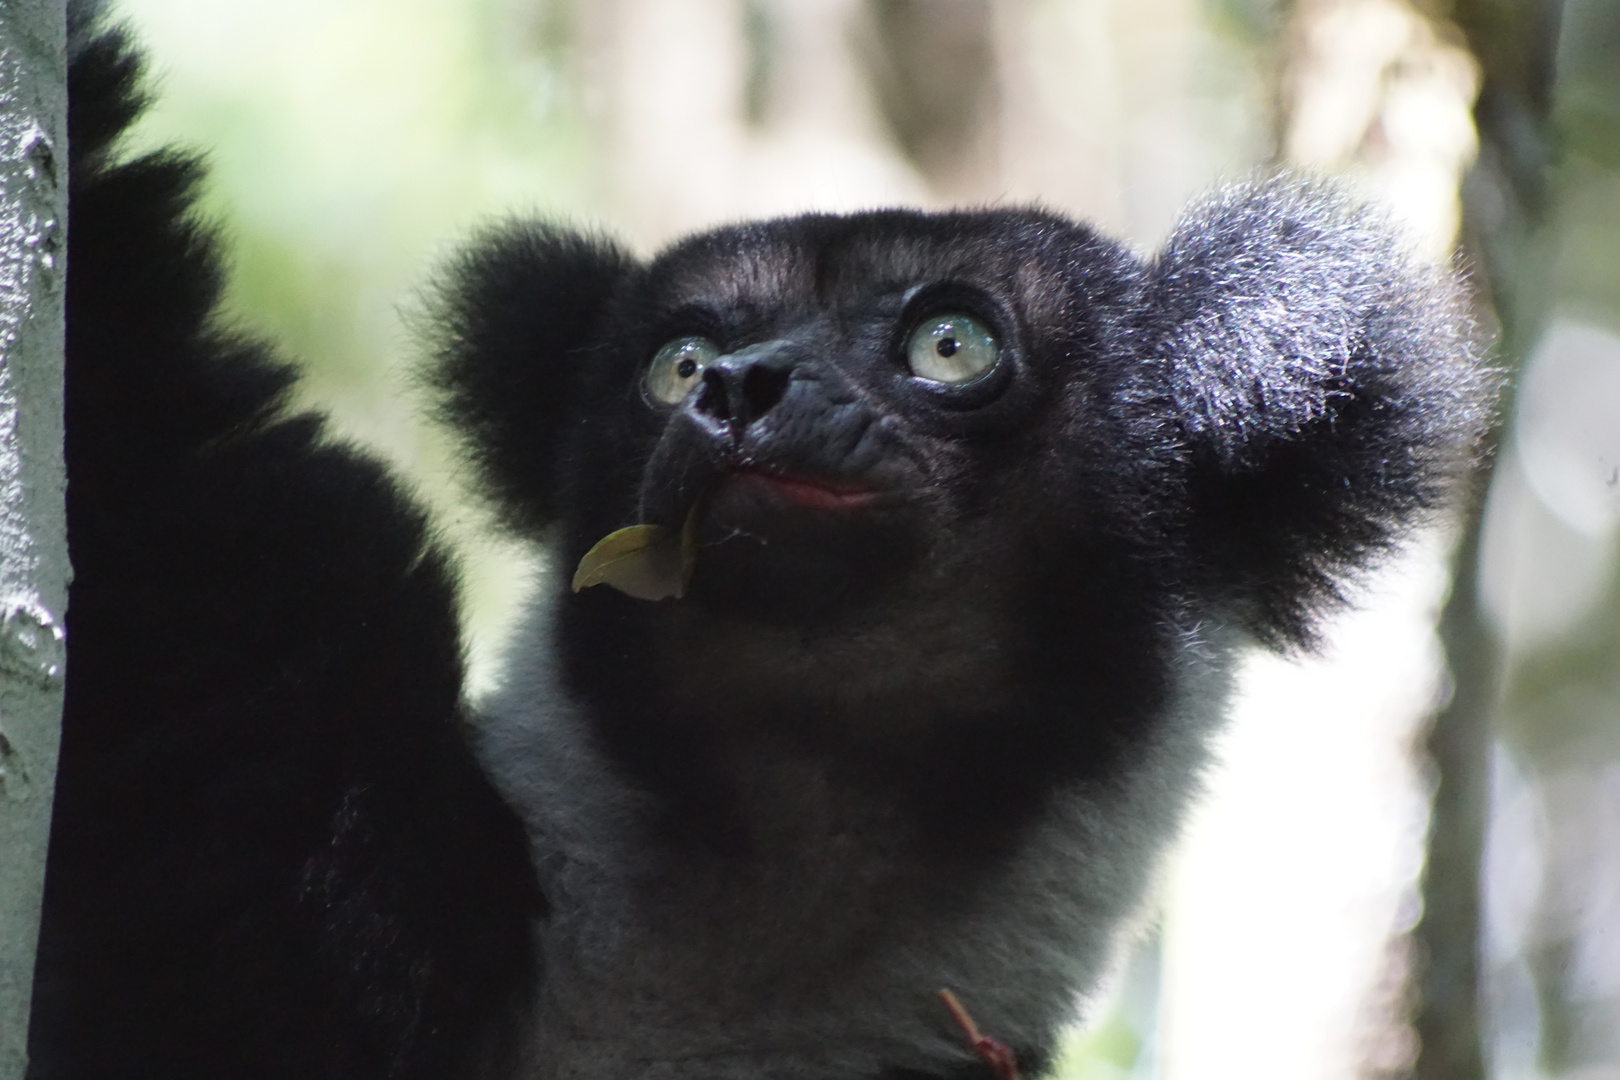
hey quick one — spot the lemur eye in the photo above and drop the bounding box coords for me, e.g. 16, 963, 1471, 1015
906, 313, 998, 384
646, 336, 721, 405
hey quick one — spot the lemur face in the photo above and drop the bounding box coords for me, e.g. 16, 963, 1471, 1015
562, 210, 1148, 627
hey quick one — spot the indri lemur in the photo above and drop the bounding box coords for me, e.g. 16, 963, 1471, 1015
28, 7, 1493, 1080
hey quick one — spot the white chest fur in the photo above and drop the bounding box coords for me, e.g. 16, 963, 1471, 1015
478, 602, 1233, 1080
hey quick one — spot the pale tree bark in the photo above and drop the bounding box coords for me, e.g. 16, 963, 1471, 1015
0, 1, 69, 1077
1273, 2, 1563, 1075
1274, 0, 1571, 1075
1271, 4, 1486, 1076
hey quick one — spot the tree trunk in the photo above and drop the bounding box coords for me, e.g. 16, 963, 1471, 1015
0, 2, 69, 1077
1412, 1, 1567, 1078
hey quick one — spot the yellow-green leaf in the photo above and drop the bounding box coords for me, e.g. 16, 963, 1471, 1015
571, 524, 685, 601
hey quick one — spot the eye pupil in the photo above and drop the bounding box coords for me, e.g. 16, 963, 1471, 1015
677, 358, 697, 378
936, 337, 959, 358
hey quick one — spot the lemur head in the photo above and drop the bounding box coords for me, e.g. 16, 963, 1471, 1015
432, 183, 1490, 805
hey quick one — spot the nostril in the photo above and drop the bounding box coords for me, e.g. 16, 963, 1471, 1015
693, 358, 792, 427
741, 364, 790, 421
695, 367, 731, 422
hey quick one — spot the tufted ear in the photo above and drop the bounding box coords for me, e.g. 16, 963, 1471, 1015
428, 221, 637, 534
1136, 178, 1495, 647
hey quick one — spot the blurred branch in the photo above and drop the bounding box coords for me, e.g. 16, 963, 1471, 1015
1411, 1, 1565, 1079
1413, 523, 1494, 1080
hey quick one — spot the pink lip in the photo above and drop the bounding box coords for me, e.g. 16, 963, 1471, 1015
730, 468, 879, 510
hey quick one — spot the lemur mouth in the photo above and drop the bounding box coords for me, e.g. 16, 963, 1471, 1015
575, 468, 889, 602
724, 467, 880, 511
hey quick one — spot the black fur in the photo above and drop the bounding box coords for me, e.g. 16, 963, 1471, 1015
32, 8, 1493, 1080
31, 12, 539, 1080
1141, 184, 1486, 645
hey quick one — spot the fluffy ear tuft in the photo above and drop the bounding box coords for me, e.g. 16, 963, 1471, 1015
427, 221, 637, 534
1138, 177, 1497, 647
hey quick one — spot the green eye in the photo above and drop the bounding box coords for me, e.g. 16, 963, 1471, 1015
646, 336, 720, 405
906, 313, 998, 384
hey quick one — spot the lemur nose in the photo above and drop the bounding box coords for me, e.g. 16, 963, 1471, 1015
693, 342, 793, 429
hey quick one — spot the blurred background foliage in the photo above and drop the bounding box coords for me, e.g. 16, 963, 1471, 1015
114, 0, 1620, 1077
